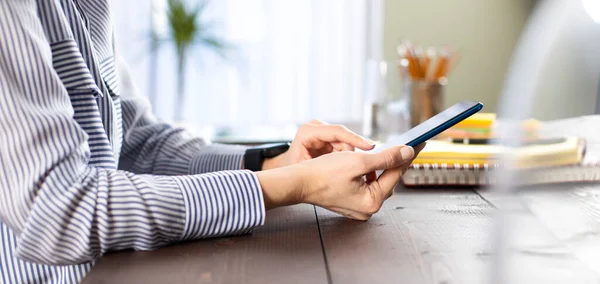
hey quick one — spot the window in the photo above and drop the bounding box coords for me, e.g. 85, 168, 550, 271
111, 0, 381, 139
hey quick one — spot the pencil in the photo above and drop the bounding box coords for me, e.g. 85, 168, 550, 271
405, 45, 424, 79
433, 48, 449, 80
398, 42, 459, 81
444, 50, 461, 78
423, 47, 436, 80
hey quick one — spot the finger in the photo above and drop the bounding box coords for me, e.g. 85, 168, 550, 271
397, 142, 425, 169
363, 145, 414, 172
310, 124, 375, 151
377, 154, 420, 200
308, 143, 334, 157
374, 167, 404, 200
375, 148, 423, 200
331, 142, 355, 152
330, 207, 372, 221
341, 211, 372, 221
386, 187, 394, 199
413, 142, 427, 155
309, 119, 326, 125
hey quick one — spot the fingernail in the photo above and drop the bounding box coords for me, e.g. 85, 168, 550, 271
400, 146, 414, 160
366, 139, 376, 146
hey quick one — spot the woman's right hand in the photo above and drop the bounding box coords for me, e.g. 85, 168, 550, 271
256, 143, 425, 220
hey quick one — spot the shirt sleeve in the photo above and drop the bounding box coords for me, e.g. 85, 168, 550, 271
0, 1, 264, 266
116, 56, 250, 175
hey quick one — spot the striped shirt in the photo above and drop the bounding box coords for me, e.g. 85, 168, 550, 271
0, 1, 265, 283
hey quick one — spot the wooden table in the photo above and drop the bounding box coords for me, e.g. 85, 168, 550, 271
83, 116, 600, 284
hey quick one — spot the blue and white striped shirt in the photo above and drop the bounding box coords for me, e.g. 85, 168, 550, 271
0, 1, 265, 283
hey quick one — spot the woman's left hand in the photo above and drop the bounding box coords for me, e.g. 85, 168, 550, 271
262, 120, 376, 170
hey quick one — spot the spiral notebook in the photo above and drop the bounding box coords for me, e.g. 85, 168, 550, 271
402, 160, 600, 187
411, 136, 585, 168
402, 137, 599, 187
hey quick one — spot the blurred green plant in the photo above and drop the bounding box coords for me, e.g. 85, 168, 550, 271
154, 0, 230, 120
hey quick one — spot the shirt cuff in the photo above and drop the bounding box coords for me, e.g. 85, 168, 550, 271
175, 170, 265, 239
189, 144, 247, 174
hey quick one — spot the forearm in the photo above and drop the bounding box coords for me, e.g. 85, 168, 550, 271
117, 59, 248, 175
7, 160, 265, 265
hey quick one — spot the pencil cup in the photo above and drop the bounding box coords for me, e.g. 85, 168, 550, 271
407, 79, 445, 128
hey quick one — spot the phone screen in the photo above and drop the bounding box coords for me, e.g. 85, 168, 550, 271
377, 100, 483, 150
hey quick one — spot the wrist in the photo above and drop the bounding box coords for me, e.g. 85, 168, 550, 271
245, 143, 291, 171
261, 154, 283, 171
255, 165, 307, 210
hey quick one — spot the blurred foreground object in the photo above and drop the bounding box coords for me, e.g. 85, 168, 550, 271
491, 1, 600, 282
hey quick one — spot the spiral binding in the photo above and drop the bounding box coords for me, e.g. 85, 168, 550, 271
403, 161, 600, 186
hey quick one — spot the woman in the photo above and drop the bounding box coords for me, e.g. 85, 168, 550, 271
0, 1, 422, 283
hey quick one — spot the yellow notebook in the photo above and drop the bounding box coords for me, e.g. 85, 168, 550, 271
413, 136, 584, 168
440, 113, 541, 140
449, 113, 540, 130
452, 112, 496, 128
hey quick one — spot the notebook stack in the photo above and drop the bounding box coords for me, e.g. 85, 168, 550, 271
439, 112, 541, 143
403, 114, 600, 187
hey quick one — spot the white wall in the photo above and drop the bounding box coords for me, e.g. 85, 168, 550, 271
383, 0, 535, 113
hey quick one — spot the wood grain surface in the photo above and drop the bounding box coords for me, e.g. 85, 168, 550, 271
316, 188, 495, 284
317, 185, 599, 284
82, 204, 328, 284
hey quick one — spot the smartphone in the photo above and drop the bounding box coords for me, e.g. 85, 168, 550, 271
378, 100, 483, 150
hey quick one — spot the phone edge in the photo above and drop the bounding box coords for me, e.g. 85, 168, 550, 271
406, 102, 484, 147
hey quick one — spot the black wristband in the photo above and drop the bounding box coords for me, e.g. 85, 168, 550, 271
244, 142, 290, 171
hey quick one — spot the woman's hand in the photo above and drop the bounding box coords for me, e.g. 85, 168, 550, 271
261, 120, 375, 170
256, 143, 425, 220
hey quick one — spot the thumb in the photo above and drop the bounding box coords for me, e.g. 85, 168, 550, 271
363, 146, 415, 172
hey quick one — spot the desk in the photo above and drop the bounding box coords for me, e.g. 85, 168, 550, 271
83, 116, 600, 284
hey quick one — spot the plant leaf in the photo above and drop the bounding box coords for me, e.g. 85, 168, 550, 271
201, 36, 229, 57
163, 0, 233, 59
167, 0, 198, 51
